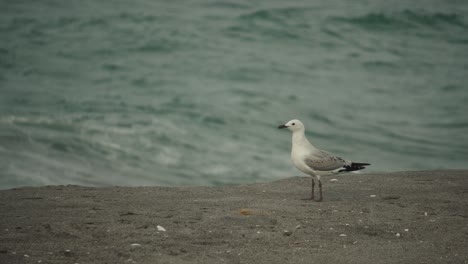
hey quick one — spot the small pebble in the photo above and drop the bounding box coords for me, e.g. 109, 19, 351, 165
330, 179, 338, 182
396, 233, 401, 237
157, 225, 166, 232
283, 230, 292, 236
370, 195, 376, 198
339, 234, 347, 237
130, 244, 141, 247
240, 209, 253, 215
424, 212, 428, 216
404, 229, 409, 232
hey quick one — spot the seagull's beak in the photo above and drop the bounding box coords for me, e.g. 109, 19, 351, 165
278, 124, 288, 129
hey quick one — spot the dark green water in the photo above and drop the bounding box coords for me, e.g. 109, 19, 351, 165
1, 0, 467, 189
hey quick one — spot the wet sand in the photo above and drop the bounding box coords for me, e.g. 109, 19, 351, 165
1, 170, 467, 264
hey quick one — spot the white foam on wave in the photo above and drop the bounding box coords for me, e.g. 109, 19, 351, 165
202, 165, 231, 175
154, 147, 181, 166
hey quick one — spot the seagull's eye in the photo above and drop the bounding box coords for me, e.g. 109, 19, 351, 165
292, 123, 295, 125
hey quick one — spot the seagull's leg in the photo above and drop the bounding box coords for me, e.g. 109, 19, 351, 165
313, 174, 323, 202
317, 179, 323, 202
311, 178, 315, 200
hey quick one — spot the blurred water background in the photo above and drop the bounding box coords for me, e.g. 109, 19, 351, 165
1, 0, 467, 189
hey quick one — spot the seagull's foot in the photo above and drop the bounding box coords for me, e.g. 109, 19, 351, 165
301, 197, 315, 201
315, 197, 323, 202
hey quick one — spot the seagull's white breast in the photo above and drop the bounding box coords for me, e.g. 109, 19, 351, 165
291, 145, 315, 175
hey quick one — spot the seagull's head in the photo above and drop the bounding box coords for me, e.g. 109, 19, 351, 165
278, 119, 304, 132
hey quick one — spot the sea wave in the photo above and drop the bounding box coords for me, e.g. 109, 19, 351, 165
1, 0, 467, 189
330, 10, 467, 30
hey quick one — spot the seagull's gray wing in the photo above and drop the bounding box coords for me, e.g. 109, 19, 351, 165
304, 149, 348, 171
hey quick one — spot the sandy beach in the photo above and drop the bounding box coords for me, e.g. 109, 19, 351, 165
1, 170, 467, 264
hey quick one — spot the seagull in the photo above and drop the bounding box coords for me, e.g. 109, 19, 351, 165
278, 119, 370, 201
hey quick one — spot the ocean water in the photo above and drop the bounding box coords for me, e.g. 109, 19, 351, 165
1, 0, 467, 189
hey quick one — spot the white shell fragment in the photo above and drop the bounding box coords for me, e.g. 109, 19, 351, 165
130, 244, 141, 247
157, 225, 166, 232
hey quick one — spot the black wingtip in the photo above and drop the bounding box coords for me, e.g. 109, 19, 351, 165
352, 162, 370, 166
338, 162, 370, 172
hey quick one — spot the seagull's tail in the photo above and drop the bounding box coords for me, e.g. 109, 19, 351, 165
339, 162, 370, 172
